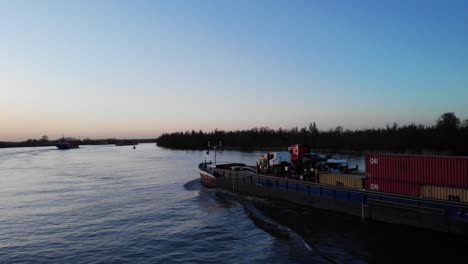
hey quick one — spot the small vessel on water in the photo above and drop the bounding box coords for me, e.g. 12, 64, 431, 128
55, 136, 79, 150
115, 140, 138, 146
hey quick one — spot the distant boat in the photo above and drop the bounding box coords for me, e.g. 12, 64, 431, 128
115, 141, 138, 146
56, 137, 79, 149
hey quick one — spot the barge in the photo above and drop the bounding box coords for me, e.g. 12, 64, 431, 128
198, 144, 468, 235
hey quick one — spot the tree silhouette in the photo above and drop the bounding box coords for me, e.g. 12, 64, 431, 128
436, 112, 460, 130
157, 112, 468, 155
461, 119, 468, 129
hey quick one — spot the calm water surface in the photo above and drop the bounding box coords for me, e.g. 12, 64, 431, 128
0, 144, 465, 263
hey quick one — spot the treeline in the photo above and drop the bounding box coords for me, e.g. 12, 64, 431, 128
0, 137, 157, 148
157, 113, 468, 155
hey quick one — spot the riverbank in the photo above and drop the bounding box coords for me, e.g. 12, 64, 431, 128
157, 144, 455, 156
0, 138, 156, 149
156, 113, 468, 156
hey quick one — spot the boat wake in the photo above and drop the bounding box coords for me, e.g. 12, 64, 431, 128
0, 147, 56, 160
214, 191, 290, 236
242, 201, 291, 239
213, 190, 344, 263
183, 178, 201, 191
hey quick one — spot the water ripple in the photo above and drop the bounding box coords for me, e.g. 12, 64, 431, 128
1, 144, 466, 263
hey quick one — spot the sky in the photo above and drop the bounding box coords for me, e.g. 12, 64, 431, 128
1, 0, 467, 141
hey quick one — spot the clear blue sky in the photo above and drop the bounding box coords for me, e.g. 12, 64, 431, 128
1, 0, 467, 140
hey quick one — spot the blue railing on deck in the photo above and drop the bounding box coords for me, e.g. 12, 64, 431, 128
215, 168, 468, 223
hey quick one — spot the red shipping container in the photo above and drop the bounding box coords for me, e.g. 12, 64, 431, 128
366, 178, 421, 197
366, 154, 468, 188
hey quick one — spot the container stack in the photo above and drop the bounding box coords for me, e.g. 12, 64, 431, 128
366, 154, 468, 202
318, 173, 365, 189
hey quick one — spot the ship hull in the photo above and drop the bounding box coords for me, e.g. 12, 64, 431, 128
199, 169, 216, 188
56, 143, 79, 149
213, 168, 468, 235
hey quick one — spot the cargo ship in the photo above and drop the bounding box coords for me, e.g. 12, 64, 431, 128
198, 144, 468, 235
55, 136, 79, 149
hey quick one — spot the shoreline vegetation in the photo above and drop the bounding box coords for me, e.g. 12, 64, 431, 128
0, 138, 156, 149
156, 113, 468, 156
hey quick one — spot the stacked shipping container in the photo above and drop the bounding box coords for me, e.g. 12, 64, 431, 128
366, 154, 468, 200
422, 186, 468, 203
366, 178, 421, 197
318, 173, 365, 189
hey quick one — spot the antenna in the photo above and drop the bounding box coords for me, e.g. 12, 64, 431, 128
214, 141, 222, 165
205, 141, 223, 165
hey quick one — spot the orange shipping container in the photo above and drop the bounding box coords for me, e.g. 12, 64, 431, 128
422, 186, 468, 203
318, 173, 365, 189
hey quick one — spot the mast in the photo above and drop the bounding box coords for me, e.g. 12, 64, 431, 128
207, 141, 222, 165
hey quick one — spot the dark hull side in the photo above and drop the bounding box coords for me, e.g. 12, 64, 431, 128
56, 144, 79, 150
199, 170, 216, 188
213, 169, 468, 236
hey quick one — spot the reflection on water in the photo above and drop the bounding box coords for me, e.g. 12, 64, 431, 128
0, 144, 466, 263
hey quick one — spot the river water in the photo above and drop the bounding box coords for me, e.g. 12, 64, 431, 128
0, 144, 465, 263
